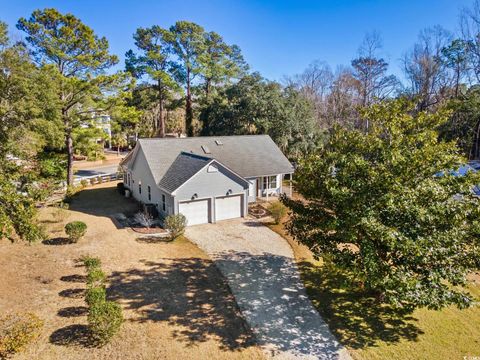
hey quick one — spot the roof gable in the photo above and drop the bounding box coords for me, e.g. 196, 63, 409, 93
135, 135, 293, 186
159, 152, 212, 193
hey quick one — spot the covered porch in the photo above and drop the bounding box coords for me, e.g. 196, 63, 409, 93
247, 173, 293, 203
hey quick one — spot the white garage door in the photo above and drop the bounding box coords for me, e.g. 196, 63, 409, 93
178, 199, 210, 226
215, 195, 242, 221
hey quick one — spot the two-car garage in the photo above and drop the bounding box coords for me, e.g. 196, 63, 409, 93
178, 194, 244, 226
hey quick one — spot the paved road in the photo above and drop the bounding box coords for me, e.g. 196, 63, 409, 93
74, 164, 120, 178
186, 219, 351, 360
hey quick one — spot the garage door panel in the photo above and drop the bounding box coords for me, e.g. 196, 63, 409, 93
179, 199, 210, 226
215, 195, 242, 221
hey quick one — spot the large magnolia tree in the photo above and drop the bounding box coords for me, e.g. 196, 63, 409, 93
282, 100, 480, 310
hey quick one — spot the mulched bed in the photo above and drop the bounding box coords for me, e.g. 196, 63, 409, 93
249, 204, 271, 219
130, 226, 166, 234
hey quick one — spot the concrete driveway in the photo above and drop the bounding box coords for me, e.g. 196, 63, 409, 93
186, 219, 351, 360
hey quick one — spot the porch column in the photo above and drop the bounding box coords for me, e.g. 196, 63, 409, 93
290, 173, 293, 198
265, 176, 269, 202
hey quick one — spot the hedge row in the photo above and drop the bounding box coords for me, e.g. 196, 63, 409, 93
82, 256, 123, 345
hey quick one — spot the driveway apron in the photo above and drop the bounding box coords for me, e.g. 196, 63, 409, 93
186, 219, 351, 360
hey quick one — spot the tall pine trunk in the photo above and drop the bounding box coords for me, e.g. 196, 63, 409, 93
185, 68, 194, 137
64, 113, 74, 186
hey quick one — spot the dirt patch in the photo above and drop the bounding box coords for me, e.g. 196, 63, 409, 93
0, 183, 264, 360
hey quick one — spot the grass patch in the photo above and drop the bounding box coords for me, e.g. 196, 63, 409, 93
267, 220, 480, 360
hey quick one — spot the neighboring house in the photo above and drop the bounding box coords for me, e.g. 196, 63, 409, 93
120, 135, 294, 226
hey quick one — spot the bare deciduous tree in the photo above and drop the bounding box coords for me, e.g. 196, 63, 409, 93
402, 26, 453, 111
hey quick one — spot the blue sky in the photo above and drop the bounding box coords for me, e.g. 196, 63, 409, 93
0, 0, 473, 81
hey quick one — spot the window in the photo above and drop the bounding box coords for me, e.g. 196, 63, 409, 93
138, 181, 142, 194
148, 186, 151, 201
162, 194, 166, 211
263, 175, 277, 189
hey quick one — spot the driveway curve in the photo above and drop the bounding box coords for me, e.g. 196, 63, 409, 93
186, 219, 351, 360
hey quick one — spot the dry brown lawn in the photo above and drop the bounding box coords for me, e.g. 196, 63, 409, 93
0, 182, 264, 360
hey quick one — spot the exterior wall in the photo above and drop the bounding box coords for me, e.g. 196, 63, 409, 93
174, 163, 248, 221
126, 147, 174, 217
175, 164, 247, 201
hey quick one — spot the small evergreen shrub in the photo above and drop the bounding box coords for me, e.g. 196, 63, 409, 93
0, 313, 43, 358
89, 178, 96, 185
269, 202, 287, 224
80, 179, 88, 188
88, 301, 123, 344
85, 286, 106, 306
87, 268, 106, 287
164, 214, 187, 240
65, 221, 87, 242
81, 256, 101, 271
116, 182, 125, 195
97, 176, 103, 184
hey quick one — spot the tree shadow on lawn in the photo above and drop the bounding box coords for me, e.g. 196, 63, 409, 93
298, 261, 423, 349
43, 237, 73, 245
108, 257, 257, 351
49, 324, 96, 348
60, 274, 87, 283
57, 306, 89, 318
68, 186, 140, 218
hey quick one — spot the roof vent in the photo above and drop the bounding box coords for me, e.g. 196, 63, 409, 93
201, 145, 211, 154
215, 140, 223, 146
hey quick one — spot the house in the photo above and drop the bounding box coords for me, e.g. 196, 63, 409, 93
120, 135, 294, 225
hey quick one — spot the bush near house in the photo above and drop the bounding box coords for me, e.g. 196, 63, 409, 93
64, 221, 87, 242
269, 202, 287, 224
164, 214, 187, 240
116, 182, 125, 195
0, 313, 43, 358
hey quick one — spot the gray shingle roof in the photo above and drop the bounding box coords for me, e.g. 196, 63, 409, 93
158, 152, 212, 193
129, 135, 294, 190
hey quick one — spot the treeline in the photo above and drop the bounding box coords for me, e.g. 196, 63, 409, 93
2, 3, 480, 242
287, 3, 480, 158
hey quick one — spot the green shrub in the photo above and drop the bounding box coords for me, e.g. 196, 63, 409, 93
89, 177, 96, 185
80, 179, 88, 188
64, 221, 87, 242
85, 286, 106, 306
164, 214, 187, 240
116, 182, 125, 195
269, 202, 287, 224
81, 256, 101, 271
88, 301, 123, 344
97, 176, 103, 184
0, 313, 43, 358
87, 268, 106, 287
